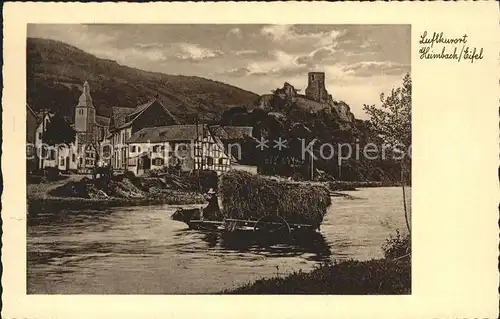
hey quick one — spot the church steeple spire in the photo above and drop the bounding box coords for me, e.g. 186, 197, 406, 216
83, 80, 90, 94
75, 80, 96, 134
77, 80, 94, 108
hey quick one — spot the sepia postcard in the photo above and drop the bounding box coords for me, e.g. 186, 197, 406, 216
2, 2, 499, 319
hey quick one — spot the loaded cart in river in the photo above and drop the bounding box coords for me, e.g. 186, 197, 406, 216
171, 170, 332, 235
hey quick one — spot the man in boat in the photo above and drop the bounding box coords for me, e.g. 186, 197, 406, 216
202, 188, 223, 221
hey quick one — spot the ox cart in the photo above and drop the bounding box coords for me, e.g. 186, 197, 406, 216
171, 207, 318, 235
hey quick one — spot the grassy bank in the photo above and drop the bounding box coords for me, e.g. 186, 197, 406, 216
328, 181, 403, 191
266, 176, 404, 192
222, 257, 410, 294
28, 191, 206, 213
27, 174, 206, 213
223, 230, 411, 294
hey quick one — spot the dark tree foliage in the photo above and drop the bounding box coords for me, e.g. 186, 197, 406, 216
42, 113, 76, 146
363, 73, 411, 150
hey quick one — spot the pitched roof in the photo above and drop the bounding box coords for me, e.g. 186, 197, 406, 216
131, 99, 179, 126
208, 125, 228, 139
110, 99, 180, 131
126, 100, 155, 120
95, 115, 110, 127
128, 125, 205, 144
26, 103, 38, 120
209, 125, 253, 140
110, 107, 135, 130
221, 126, 253, 139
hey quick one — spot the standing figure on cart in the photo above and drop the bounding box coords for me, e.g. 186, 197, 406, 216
201, 188, 223, 221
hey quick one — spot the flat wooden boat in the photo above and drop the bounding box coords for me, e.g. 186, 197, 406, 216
171, 208, 317, 234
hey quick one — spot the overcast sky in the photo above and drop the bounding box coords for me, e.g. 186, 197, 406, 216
28, 24, 410, 119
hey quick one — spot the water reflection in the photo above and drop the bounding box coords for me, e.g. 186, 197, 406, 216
173, 229, 332, 262
27, 208, 114, 228
27, 187, 411, 294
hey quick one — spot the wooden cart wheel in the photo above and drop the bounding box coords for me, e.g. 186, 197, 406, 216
253, 215, 291, 234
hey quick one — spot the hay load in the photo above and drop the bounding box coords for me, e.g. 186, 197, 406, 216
218, 170, 331, 228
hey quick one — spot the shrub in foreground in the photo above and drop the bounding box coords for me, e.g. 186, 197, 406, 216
223, 230, 411, 295
382, 229, 411, 260
222, 258, 410, 295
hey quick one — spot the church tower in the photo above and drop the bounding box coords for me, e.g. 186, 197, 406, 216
74, 80, 96, 143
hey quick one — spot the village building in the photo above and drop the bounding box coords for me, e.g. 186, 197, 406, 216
26, 104, 38, 172
107, 98, 180, 171
208, 125, 254, 161
126, 124, 235, 176
33, 80, 111, 173
30, 80, 257, 176
34, 111, 80, 172
73, 80, 112, 172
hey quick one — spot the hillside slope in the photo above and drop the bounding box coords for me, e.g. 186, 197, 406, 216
27, 37, 260, 123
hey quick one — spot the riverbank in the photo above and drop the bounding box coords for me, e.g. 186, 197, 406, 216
26, 172, 402, 213
265, 176, 404, 192
222, 257, 410, 294
27, 174, 206, 213
28, 191, 206, 213
223, 228, 411, 294
328, 180, 406, 191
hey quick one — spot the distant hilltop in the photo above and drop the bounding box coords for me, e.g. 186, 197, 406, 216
27, 37, 356, 125
27, 37, 259, 123
257, 72, 356, 123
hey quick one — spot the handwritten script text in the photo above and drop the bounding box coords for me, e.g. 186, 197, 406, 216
419, 31, 483, 63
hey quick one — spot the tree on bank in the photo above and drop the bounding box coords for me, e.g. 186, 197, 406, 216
42, 113, 76, 175
363, 72, 412, 234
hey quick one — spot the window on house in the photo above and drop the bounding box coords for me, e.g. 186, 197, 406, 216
207, 156, 214, 166
218, 158, 224, 165
38, 132, 42, 140
131, 145, 136, 152
50, 150, 56, 160
103, 145, 111, 156
153, 158, 164, 166
72, 154, 76, 162
60, 157, 65, 166
153, 145, 161, 153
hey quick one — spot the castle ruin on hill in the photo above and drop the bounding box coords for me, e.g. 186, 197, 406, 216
305, 72, 330, 103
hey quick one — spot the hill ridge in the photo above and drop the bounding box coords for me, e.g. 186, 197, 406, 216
27, 37, 260, 123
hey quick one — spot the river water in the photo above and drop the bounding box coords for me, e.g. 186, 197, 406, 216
27, 187, 411, 294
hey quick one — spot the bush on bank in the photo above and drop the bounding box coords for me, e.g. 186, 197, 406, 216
223, 230, 411, 294
222, 258, 410, 295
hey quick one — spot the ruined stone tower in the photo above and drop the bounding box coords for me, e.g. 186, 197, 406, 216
305, 72, 329, 103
